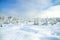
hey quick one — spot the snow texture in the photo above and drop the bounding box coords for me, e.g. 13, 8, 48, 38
0, 22, 60, 40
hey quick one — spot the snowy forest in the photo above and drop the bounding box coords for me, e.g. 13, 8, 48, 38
0, 0, 60, 40
0, 16, 60, 40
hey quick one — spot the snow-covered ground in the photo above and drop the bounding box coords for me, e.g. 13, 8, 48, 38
0, 22, 60, 40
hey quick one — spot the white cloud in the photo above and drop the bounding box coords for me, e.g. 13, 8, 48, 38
1, 0, 53, 18
20, 0, 52, 18
38, 5, 60, 18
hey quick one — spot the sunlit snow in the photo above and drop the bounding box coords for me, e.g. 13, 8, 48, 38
0, 21, 60, 40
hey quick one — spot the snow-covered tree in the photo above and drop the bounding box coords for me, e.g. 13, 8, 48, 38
34, 18, 39, 25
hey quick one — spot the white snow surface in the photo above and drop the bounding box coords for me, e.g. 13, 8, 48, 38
0, 22, 60, 40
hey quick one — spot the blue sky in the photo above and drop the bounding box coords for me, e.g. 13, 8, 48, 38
0, 0, 60, 17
